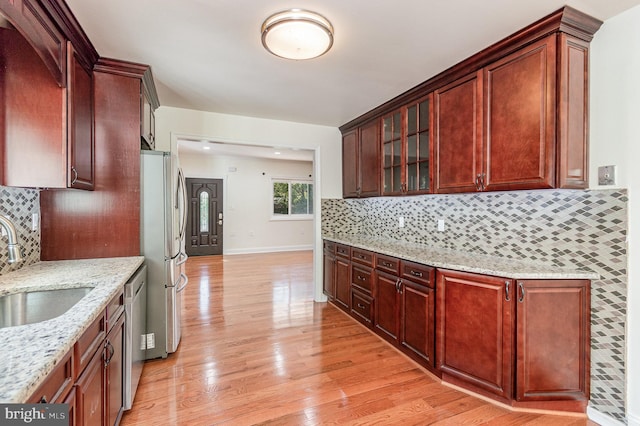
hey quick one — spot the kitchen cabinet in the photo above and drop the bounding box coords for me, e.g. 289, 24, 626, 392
0, 2, 97, 190
342, 120, 380, 198
27, 350, 74, 404
381, 95, 432, 195
340, 7, 601, 196
141, 85, 157, 150
375, 255, 436, 369
106, 314, 125, 426
436, 269, 590, 411
322, 241, 336, 299
350, 248, 375, 326
334, 244, 351, 311
76, 346, 105, 426
67, 41, 95, 190
436, 269, 514, 401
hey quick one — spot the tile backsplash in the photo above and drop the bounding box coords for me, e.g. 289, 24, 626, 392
322, 188, 628, 422
0, 186, 40, 275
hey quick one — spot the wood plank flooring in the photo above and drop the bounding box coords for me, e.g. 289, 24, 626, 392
121, 251, 598, 425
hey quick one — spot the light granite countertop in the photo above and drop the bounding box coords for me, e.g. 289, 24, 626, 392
323, 234, 599, 280
0, 256, 145, 403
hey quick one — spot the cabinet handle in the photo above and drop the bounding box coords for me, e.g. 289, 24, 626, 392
505, 281, 511, 301
39, 396, 48, 404
475, 174, 482, 191
480, 173, 486, 191
104, 341, 115, 367
410, 270, 423, 278
518, 281, 525, 303
382, 261, 393, 268
398, 281, 403, 294
357, 303, 366, 310
357, 275, 366, 281
71, 166, 78, 185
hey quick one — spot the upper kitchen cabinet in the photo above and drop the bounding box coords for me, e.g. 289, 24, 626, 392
141, 73, 159, 150
342, 120, 380, 198
340, 6, 602, 196
381, 95, 432, 196
0, 0, 98, 189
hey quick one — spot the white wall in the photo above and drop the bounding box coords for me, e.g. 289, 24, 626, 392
155, 106, 343, 301
179, 152, 314, 254
590, 5, 640, 425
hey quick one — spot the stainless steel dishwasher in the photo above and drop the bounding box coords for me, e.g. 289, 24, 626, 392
124, 264, 147, 410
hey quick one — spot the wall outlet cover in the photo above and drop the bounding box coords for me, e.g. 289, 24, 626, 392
598, 165, 616, 186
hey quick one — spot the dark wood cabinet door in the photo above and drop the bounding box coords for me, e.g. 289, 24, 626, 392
358, 120, 381, 196
515, 279, 590, 404
483, 36, 556, 191
436, 269, 514, 401
67, 41, 95, 190
400, 280, 435, 367
323, 250, 336, 299
75, 347, 104, 426
434, 71, 483, 193
342, 129, 358, 198
106, 314, 125, 426
64, 387, 77, 426
334, 256, 351, 311
374, 271, 400, 343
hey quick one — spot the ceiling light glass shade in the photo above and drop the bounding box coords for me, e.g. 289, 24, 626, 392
261, 9, 334, 60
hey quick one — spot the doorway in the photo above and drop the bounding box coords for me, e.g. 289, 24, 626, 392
185, 178, 223, 256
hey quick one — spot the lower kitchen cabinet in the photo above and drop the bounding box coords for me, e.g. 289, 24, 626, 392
374, 270, 400, 342
334, 244, 351, 311
106, 313, 125, 426
400, 275, 436, 368
76, 347, 105, 426
436, 269, 590, 411
436, 269, 514, 401
322, 241, 336, 299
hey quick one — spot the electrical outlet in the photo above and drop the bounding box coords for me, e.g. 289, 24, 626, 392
398, 217, 405, 228
598, 165, 616, 185
437, 219, 445, 232
31, 213, 39, 232
140, 335, 147, 351
146, 333, 155, 349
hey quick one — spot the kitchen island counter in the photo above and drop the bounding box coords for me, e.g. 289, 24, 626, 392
0, 256, 144, 403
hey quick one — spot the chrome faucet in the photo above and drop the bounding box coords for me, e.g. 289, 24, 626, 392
0, 214, 24, 263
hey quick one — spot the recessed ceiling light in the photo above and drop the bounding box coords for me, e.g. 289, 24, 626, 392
274, 151, 281, 155
261, 9, 334, 60
203, 146, 211, 150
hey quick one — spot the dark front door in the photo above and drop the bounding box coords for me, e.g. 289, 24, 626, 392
186, 178, 223, 256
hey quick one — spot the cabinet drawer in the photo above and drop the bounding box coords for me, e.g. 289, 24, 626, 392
323, 240, 336, 254
351, 264, 373, 294
335, 243, 351, 258
75, 312, 106, 378
27, 350, 74, 403
401, 261, 435, 288
376, 254, 400, 274
351, 289, 373, 326
106, 290, 124, 333
351, 248, 374, 266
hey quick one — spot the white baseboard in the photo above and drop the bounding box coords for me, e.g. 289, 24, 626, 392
224, 245, 313, 255
587, 407, 626, 426
628, 412, 640, 426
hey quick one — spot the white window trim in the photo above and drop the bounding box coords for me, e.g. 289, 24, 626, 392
271, 178, 314, 221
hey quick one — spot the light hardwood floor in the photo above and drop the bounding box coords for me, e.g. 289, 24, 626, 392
121, 251, 598, 425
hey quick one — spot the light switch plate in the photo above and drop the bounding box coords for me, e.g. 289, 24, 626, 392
598, 165, 616, 186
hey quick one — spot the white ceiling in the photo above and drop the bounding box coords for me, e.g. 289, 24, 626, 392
177, 138, 315, 162
66, 0, 639, 129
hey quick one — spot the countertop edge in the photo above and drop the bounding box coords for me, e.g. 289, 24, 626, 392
323, 235, 600, 280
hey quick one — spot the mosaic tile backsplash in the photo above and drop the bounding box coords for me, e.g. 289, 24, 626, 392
322, 189, 628, 421
0, 186, 40, 275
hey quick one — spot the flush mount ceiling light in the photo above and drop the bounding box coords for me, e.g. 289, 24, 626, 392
261, 9, 334, 60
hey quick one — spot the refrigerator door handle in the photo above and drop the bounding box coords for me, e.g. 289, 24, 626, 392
176, 168, 188, 242
176, 251, 188, 266
176, 273, 189, 293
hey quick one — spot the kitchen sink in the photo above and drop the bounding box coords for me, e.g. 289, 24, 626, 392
0, 287, 93, 329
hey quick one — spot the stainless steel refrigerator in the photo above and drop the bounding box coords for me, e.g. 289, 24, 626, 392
140, 150, 188, 360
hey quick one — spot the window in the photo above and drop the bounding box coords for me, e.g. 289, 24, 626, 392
272, 179, 313, 219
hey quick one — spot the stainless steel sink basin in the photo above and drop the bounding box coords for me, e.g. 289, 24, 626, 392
0, 287, 93, 329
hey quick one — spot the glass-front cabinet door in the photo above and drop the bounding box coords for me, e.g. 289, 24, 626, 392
382, 94, 432, 195
382, 110, 403, 195
406, 95, 431, 193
